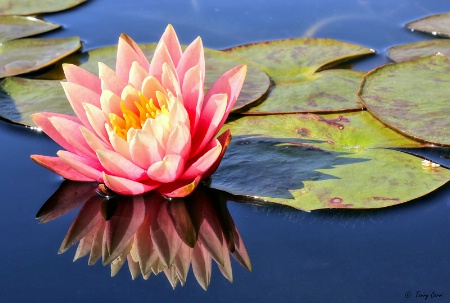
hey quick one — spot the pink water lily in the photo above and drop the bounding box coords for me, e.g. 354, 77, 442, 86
31, 25, 247, 197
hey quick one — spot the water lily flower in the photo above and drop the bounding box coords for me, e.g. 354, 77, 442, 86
31, 25, 247, 197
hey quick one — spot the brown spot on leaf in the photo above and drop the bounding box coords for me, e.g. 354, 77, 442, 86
296, 128, 311, 137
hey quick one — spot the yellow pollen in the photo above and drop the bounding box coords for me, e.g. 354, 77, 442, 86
109, 91, 169, 140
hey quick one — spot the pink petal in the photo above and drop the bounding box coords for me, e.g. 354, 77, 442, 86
61, 82, 101, 131
165, 122, 191, 159
57, 150, 104, 181
181, 64, 203, 132
49, 116, 97, 159
160, 24, 182, 67
82, 103, 109, 143
105, 124, 132, 161
204, 64, 247, 129
116, 34, 150, 83
98, 62, 127, 96
192, 241, 212, 290
147, 154, 184, 183
181, 140, 221, 179
30, 155, 95, 181
100, 90, 122, 116
191, 93, 227, 156
63, 63, 101, 94
31, 112, 81, 154
121, 85, 140, 114
80, 126, 112, 151
157, 176, 201, 198
141, 76, 166, 106
128, 61, 149, 91
96, 149, 148, 181
168, 98, 189, 129
161, 62, 181, 99
129, 130, 164, 168
203, 129, 232, 178
103, 172, 160, 195
177, 37, 205, 87
149, 41, 177, 84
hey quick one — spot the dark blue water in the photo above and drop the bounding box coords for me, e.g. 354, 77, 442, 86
2, 0, 450, 302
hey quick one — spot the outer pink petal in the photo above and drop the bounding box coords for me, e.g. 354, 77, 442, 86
57, 150, 103, 181
63, 64, 101, 94
161, 62, 181, 99
103, 172, 160, 195
176, 37, 205, 86
49, 116, 97, 159
116, 34, 150, 82
181, 64, 203, 132
203, 130, 232, 178
31, 112, 81, 154
147, 154, 185, 183
98, 62, 127, 96
96, 149, 148, 181
30, 154, 95, 181
181, 140, 221, 180
61, 82, 101, 131
191, 93, 227, 157
204, 64, 247, 129
157, 176, 201, 198
80, 126, 112, 151
160, 24, 182, 67
82, 103, 109, 143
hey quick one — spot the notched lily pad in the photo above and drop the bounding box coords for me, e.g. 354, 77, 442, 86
38, 43, 271, 112
0, 37, 81, 78
0, 16, 60, 42
211, 112, 449, 210
388, 40, 450, 62
406, 13, 450, 38
359, 54, 450, 146
225, 38, 373, 114
0, 77, 70, 126
0, 0, 86, 16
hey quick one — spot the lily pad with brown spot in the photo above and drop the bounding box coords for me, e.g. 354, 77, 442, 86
388, 39, 450, 62
210, 111, 450, 210
225, 38, 373, 114
358, 54, 450, 146
0, 77, 70, 126
0, 0, 86, 16
0, 37, 81, 78
0, 16, 60, 42
406, 13, 450, 38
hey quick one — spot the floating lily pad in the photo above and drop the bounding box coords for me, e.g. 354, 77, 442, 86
0, 0, 86, 16
406, 13, 450, 38
38, 43, 270, 112
388, 40, 450, 62
358, 54, 450, 146
225, 38, 373, 114
0, 16, 60, 42
0, 77, 70, 126
211, 111, 450, 210
0, 37, 81, 78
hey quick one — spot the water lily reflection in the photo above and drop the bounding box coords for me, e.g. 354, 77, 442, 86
36, 181, 251, 290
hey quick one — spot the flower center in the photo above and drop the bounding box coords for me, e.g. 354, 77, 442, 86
109, 91, 169, 140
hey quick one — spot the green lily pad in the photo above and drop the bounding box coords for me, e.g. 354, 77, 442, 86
0, 0, 86, 16
0, 16, 60, 42
211, 111, 450, 210
38, 43, 271, 113
242, 69, 364, 114
388, 40, 450, 62
0, 37, 81, 78
0, 77, 71, 126
358, 54, 450, 146
224, 38, 373, 114
406, 13, 450, 38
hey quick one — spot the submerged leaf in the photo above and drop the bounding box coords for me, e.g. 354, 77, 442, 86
0, 37, 81, 77
0, 16, 60, 42
0, 0, 86, 16
359, 54, 450, 146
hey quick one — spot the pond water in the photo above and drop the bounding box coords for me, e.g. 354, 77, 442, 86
2, 0, 450, 302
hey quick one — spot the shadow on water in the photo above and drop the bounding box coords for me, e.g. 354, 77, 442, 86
213, 135, 369, 199
36, 181, 251, 290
